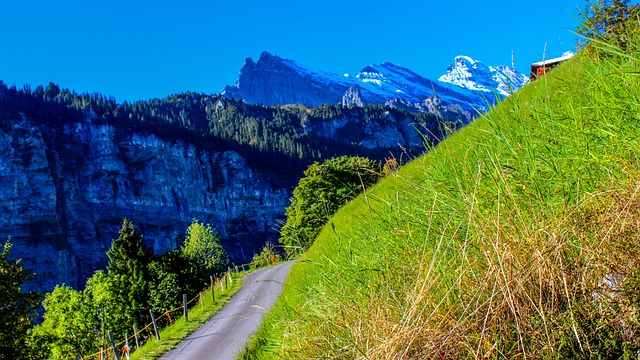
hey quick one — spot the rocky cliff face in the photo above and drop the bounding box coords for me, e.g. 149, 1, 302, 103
0, 113, 290, 292
304, 109, 427, 150
222, 52, 351, 106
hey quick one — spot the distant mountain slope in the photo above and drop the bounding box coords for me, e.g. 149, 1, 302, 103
222, 52, 529, 123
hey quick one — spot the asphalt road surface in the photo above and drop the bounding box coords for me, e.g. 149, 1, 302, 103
160, 261, 295, 360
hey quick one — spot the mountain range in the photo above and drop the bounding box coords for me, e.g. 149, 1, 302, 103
222, 51, 529, 123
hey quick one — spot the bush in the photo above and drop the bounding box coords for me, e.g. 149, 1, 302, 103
279, 156, 383, 252
577, 0, 640, 50
251, 242, 282, 269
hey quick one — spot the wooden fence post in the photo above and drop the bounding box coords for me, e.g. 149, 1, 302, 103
210, 275, 215, 304
124, 331, 130, 359
199, 292, 204, 310
133, 325, 140, 353
109, 331, 121, 360
183, 294, 188, 321
221, 275, 225, 293
166, 309, 175, 330
150, 309, 160, 341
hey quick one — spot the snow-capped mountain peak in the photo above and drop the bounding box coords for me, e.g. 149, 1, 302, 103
357, 65, 386, 87
438, 55, 529, 97
455, 55, 479, 68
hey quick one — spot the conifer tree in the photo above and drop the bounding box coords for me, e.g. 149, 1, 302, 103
0, 241, 40, 360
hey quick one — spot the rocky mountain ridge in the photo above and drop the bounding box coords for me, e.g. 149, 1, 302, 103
438, 55, 528, 97
222, 52, 529, 123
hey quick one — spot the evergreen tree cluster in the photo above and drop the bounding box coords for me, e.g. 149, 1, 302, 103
0, 82, 441, 178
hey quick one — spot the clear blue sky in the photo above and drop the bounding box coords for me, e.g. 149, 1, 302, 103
0, 0, 597, 102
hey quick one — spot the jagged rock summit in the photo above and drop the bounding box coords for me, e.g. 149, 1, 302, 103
222, 51, 529, 123
438, 55, 529, 97
222, 51, 354, 107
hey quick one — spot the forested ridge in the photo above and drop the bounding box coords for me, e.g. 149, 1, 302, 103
0, 81, 444, 178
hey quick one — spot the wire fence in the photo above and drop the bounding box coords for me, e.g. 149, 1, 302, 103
81, 264, 251, 360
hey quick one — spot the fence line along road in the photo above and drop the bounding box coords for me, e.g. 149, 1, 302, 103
160, 260, 295, 360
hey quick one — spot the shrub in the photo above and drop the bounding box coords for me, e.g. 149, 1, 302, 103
279, 156, 382, 252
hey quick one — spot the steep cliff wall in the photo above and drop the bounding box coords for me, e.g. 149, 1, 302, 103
0, 113, 290, 292
0, 83, 449, 294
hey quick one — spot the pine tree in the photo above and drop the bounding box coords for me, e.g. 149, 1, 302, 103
0, 241, 40, 359
105, 219, 152, 334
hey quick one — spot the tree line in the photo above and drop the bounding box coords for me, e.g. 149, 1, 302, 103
0, 82, 442, 180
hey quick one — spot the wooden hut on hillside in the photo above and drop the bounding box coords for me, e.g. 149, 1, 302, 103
530, 53, 574, 81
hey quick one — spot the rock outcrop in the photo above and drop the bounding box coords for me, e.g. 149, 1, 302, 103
304, 110, 427, 150
342, 87, 364, 107
222, 52, 351, 106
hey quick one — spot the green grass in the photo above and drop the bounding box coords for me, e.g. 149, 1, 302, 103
125, 272, 245, 360
242, 25, 640, 359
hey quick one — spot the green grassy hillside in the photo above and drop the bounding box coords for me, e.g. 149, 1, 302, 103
244, 33, 640, 358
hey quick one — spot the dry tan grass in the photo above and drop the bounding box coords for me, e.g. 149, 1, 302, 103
312, 178, 640, 360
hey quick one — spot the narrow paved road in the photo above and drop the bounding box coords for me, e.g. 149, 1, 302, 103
160, 261, 294, 360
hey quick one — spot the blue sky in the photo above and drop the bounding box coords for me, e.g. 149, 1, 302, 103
0, 0, 594, 102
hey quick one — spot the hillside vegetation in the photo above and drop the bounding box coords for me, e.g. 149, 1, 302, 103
244, 24, 640, 359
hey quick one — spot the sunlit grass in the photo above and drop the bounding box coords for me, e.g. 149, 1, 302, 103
242, 22, 640, 359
